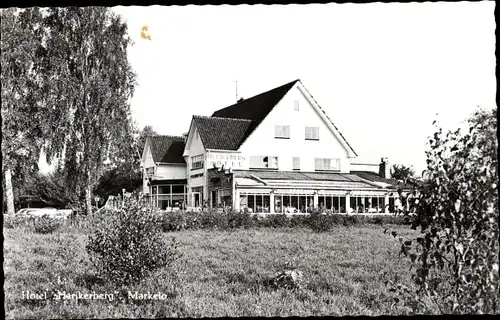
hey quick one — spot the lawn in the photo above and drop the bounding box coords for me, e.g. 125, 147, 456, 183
4, 223, 420, 318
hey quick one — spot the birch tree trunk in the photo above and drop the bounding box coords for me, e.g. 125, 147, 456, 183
85, 176, 93, 216
5, 168, 15, 215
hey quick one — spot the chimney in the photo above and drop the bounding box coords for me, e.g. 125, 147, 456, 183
379, 157, 391, 179
182, 132, 188, 143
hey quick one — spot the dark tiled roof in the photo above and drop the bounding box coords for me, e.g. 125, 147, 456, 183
211, 79, 298, 145
193, 116, 252, 150
149, 135, 186, 164
351, 171, 413, 189
233, 170, 379, 189
234, 170, 370, 183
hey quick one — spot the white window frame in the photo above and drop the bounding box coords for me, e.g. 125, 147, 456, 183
275, 125, 290, 139
292, 157, 300, 170
294, 100, 300, 111
314, 158, 341, 171
191, 154, 204, 170
249, 155, 279, 169
305, 126, 319, 140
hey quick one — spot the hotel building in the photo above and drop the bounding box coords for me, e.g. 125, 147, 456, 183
141, 79, 412, 214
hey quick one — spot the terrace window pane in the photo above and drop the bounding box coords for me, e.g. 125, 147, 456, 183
283, 194, 290, 207
172, 185, 184, 193
256, 194, 263, 213
380, 197, 386, 212
275, 195, 283, 213
350, 197, 356, 213
332, 197, 339, 213
307, 196, 314, 213
340, 197, 346, 213
326, 196, 333, 211
263, 195, 270, 213
299, 196, 306, 213
291, 196, 299, 211
389, 197, 395, 213
248, 195, 255, 213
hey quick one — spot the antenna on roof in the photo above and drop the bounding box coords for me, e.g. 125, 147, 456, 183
235, 80, 238, 103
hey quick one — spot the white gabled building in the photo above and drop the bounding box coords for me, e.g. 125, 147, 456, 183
142, 79, 413, 214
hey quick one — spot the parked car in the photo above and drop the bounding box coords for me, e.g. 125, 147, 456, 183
15, 208, 72, 219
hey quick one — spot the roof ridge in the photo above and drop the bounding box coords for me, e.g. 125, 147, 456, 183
153, 134, 185, 140
193, 115, 252, 122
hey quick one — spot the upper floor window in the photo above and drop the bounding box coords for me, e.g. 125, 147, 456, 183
275, 125, 290, 139
250, 155, 279, 169
292, 157, 300, 170
305, 126, 319, 140
315, 158, 341, 171
191, 154, 204, 170
294, 100, 300, 111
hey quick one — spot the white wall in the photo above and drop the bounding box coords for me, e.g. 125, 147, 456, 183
185, 126, 207, 201
156, 164, 187, 180
238, 83, 353, 173
141, 141, 154, 193
142, 141, 155, 169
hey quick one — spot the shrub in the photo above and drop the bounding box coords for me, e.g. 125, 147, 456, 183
289, 214, 308, 228
33, 215, 62, 234
86, 201, 180, 286
160, 211, 186, 232
370, 216, 384, 225
3, 214, 33, 229
226, 210, 254, 229
264, 214, 290, 228
387, 108, 499, 314
343, 215, 360, 227
308, 212, 335, 232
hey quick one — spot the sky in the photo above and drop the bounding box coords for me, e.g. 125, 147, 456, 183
38, 2, 496, 176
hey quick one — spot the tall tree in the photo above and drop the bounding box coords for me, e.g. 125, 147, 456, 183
39, 7, 136, 215
1, 8, 45, 214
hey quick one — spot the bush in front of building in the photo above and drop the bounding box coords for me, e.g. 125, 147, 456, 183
86, 200, 180, 286
158, 208, 410, 233
160, 210, 186, 232
342, 215, 361, 227
307, 211, 336, 232
226, 210, 254, 229
288, 214, 309, 228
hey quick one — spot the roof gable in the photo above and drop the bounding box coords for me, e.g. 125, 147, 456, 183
193, 116, 252, 150
148, 135, 186, 164
296, 81, 357, 157
211, 79, 298, 145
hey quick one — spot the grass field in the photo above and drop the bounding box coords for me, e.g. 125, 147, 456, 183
4, 223, 421, 318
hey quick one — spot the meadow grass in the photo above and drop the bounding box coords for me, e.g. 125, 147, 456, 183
4, 223, 420, 318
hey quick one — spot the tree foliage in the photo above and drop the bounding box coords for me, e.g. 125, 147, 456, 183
37, 7, 136, 215
387, 107, 499, 314
392, 164, 416, 182
1, 8, 46, 213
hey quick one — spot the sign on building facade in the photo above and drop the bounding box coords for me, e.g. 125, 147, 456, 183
206, 151, 248, 170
